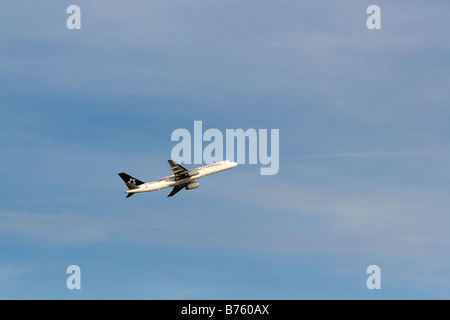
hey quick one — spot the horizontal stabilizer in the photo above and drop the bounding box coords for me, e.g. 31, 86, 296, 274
167, 185, 184, 197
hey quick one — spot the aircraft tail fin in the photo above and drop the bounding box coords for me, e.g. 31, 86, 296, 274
118, 172, 145, 190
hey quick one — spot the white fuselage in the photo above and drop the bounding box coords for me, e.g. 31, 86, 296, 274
126, 160, 237, 195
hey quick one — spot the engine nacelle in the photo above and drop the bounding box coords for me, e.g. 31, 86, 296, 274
185, 181, 199, 190
188, 169, 199, 177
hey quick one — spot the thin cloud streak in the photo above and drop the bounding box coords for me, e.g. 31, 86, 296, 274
296, 151, 424, 159
3, 172, 447, 259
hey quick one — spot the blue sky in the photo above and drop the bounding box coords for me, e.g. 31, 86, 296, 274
1, 0, 449, 299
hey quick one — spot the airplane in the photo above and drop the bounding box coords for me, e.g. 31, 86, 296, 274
118, 160, 238, 198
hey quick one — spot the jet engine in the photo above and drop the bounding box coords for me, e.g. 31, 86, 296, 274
185, 181, 199, 190
188, 169, 199, 177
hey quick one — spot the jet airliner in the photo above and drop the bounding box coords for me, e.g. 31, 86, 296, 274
119, 160, 238, 197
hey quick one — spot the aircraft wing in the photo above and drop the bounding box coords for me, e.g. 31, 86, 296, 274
168, 160, 189, 181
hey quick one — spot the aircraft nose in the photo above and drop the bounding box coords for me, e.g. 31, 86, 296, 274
231, 161, 238, 167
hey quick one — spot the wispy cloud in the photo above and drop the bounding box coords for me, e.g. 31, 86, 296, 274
295, 151, 424, 159
217, 170, 450, 256
0, 211, 114, 243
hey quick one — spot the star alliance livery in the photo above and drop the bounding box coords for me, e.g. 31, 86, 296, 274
119, 160, 238, 198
